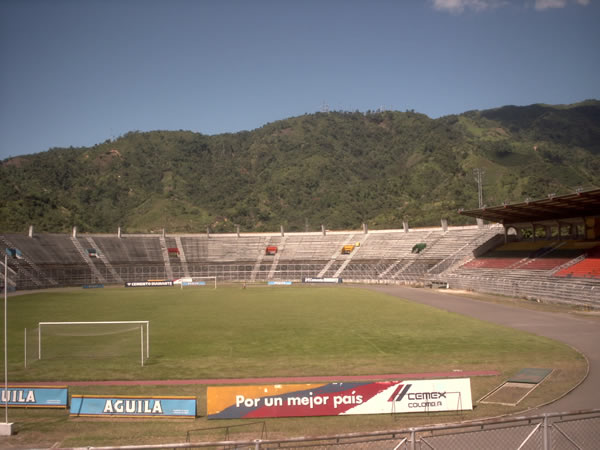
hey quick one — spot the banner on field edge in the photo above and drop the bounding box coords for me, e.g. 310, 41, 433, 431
70, 395, 196, 418
125, 281, 173, 287
302, 277, 342, 284
207, 378, 472, 419
1, 386, 68, 408
183, 281, 205, 286
267, 281, 292, 285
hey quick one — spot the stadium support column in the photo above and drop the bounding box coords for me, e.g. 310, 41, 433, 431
118, 226, 122, 239
403, 221, 409, 233
321, 224, 326, 236
72, 226, 77, 238
441, 219, 448, 232
206, 227, 210, 238
236, 225, 240, 238
363, 223, 368, 234
280, 225, 285, 237
28, 225, 33, 238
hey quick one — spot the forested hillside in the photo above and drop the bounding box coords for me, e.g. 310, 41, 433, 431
1, 101, 599, 233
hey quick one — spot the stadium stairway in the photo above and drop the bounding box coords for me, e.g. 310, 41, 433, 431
250, 236, 271, 282
318, 233, 357, 278
158, 235, 174, 280
83, 236, 124, 284
71, 236, 107, 285
334, 233, 370, 278
173, 236, 190, 278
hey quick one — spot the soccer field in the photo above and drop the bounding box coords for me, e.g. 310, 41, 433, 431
6, 285, 582, 383
3, 285, 588, 446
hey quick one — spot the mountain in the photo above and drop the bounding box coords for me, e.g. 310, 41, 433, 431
1, 101, 599, 233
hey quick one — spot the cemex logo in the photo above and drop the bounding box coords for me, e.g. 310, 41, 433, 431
388, 383, 447, 402
388, 383, 412, 402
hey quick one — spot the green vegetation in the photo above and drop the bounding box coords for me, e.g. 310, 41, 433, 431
1, 101, 599, 233
3, 286, 586, 446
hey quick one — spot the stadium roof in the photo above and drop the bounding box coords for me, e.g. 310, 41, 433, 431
459, 188, 600, 226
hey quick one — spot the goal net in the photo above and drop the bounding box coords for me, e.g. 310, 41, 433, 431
175, 276, 217, 289
25, 321, 149, 367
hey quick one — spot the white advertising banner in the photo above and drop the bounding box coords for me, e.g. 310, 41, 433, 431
207, 378, 472, 419
347, 378, 472, 415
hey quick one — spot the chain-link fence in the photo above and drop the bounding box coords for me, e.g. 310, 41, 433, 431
52, 409, 600, 449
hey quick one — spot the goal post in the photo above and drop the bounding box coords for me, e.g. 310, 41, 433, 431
36, 321, 149, 366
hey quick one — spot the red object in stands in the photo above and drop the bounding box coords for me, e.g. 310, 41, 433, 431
554, 246, 600, 279
516, 258, 572, 270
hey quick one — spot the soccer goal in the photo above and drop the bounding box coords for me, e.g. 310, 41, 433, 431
29, 321, 150, 367
177, 276, 217, 289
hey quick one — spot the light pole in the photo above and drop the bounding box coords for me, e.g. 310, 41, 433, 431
4, 253, 7, 421
473, 168, 485, 208
1, 252, 13, 435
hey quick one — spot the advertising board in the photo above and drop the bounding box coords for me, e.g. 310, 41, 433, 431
1, 386, 68, 408
302, 277, 342, 284
125, 281, 173, 287
207, 379, 471, 419
70, 395, 196, 418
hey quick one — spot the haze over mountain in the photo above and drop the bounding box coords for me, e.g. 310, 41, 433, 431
1, 101, 599, 233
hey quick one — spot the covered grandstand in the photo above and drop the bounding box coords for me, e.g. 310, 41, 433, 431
2, 189, 599, 308
454, 188, 600, 306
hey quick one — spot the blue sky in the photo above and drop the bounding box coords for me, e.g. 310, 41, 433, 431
1, 0, 598, 160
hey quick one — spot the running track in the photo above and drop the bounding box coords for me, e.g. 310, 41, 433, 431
369, 285, 600, 413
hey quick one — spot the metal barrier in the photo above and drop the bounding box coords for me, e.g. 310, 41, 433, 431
56, 409, 600, 449
186, 421, 267, 443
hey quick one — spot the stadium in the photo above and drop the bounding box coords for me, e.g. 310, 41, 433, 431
1, 189, 600, 448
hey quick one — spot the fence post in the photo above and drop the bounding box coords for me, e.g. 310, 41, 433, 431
543, 414, 549, 450
410, 428, 416, 450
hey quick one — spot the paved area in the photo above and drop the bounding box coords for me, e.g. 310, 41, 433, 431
369, 285, 600, 413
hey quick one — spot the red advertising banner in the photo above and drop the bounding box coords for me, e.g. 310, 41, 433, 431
207, 379, 472, 419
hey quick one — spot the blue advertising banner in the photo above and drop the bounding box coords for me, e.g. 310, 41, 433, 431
183, 281, 205, 286
1, 386, 68, 408
267, 281, 292, 286
70, 395, 196, 418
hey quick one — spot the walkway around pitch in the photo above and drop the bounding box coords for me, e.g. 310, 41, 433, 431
14, 369, 499, 387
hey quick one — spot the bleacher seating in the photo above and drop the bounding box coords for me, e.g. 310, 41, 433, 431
554, 246, 600, 279
461, 240, 591, 272
3, 225, 600, 307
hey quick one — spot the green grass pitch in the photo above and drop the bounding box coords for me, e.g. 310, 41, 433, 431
2, 285, 587, 446
6, 285, 581, 383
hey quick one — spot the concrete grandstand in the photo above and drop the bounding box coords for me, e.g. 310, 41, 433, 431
2, 189, 599, 309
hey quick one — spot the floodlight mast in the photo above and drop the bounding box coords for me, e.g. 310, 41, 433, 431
474, 168, 485, 208
4, 254, 8, 423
